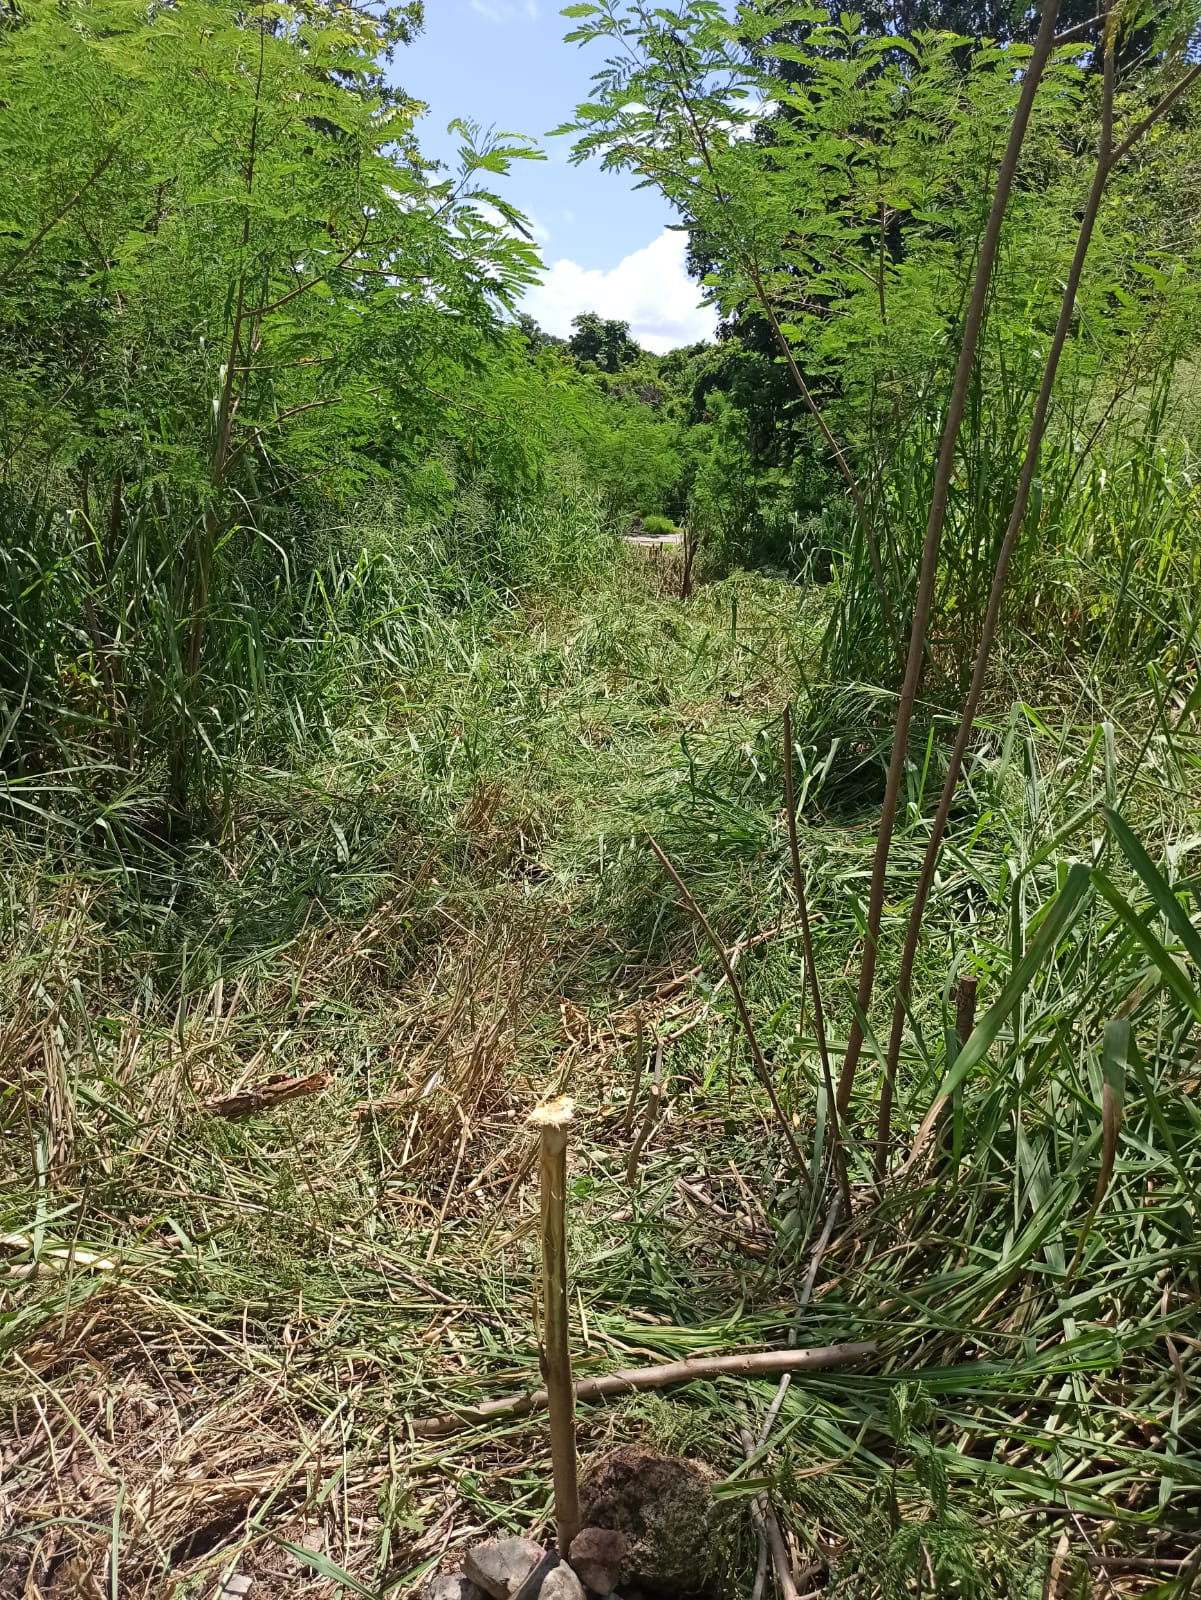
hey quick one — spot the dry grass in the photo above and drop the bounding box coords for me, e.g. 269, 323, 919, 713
3, 566, 1200, 1598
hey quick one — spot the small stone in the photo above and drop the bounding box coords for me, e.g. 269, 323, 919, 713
464, 1538, 545, 1600
423, 1578, 486, 1600
568, 1527, 627, 1596
539, 1566, 585, 1600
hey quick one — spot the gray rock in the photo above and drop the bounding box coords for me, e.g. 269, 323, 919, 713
568, 1527, 627, 1596
539, 1566, 585, 1600
464, 1538, 545, 1600
423, 1578, 486, 1600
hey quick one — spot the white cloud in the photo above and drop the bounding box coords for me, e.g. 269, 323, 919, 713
469, 0, 538, 19
523, 230, 715, 354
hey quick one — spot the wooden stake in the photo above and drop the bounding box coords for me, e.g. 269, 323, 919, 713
954, 974, 979, 1045
530, 1095, 581, 1552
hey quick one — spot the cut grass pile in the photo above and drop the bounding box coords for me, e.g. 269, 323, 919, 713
1, 555, 1199, 1598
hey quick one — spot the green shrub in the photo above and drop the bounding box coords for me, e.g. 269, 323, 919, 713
640, 513, 678, 534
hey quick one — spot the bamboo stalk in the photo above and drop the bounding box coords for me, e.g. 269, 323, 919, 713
876, 27, 1201, 1183
411, 1340, 877, 1439
625, 1037, 664, 1185
835, 0, 1064, 1118
530, 1096, 581, 1552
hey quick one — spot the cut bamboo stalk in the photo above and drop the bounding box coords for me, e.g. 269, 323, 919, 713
954, 974, 979, 1047
625, 1037, 664, 1185
530, 1095, 581, 1552
620, 1009, 646, 1135
411, 1339, 877, 1439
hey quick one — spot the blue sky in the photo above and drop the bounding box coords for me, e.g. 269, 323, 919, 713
394, 0, 717, 350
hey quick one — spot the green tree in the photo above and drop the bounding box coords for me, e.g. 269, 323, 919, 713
568, 311, 640, 371
561, 0, 1201, 644
516, 311, 566, 352
0, 0, 540, 817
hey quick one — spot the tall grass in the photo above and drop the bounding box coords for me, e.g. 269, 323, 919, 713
0, 478, 616, 847
1, 520, 1199, 1593
808, 361, 1199, 698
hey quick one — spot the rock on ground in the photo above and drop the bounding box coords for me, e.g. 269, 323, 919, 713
579, 1446, 725, 1598
568, 1526, 628, 1595
539, 1565, 585, 1600
423, 1578, 487, 1600
463, 1538, 545, 1600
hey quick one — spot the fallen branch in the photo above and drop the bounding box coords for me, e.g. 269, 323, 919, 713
411, 1340, 877, 1439
201, 1071, 329, 1119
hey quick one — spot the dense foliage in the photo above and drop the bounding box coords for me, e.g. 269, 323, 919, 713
564, 0, 1201, 667
0, 0, 698, 826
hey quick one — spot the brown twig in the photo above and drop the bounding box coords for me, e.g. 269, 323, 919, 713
425, 1108, 470, 1263
620, 1010, 647, 1135
756, 1196, 843, 1454
1066, 1021, 1124, 1281
625, 1038, 665, 1185
410, 1340, 877, 1438
200, 1071, 329, 1119
738, 1408, 799, 1600
646, 833, 808, 1179
0, 148, 117, 289
1082, 1556, 1197, 1573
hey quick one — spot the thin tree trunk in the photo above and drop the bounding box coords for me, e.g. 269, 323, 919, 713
748, 261, 894, 645
174, 25, 266, 812
873, 30, 1201, 1180
836, 0, 1064, 1116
